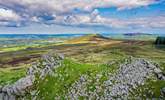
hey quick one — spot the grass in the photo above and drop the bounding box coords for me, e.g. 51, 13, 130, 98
64, 34, 97, 44
0, 67, 27, 85
0, 46, 27, 53
64, 34, 114, 44
69, 41, 165, 65
30, 58, 122, 99
0, 35, 165, 99
0, 38, 64, 53
130, 79, 165, 98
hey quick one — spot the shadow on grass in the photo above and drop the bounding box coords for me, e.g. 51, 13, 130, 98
155, 45, 165, 50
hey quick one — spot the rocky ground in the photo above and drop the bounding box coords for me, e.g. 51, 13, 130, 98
65, 57, 165, 99
0, 53, 64, 100
103, 58, 165, 99
0, 54, 165, 100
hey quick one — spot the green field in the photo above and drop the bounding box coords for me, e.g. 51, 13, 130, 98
0, 34, 165, 99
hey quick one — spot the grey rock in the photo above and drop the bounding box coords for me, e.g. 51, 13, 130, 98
154, 68, 162, 74
161, 87, 165, 96
103, 58, 163, 99
0, 53, 64, 100
1, 56, 164, 99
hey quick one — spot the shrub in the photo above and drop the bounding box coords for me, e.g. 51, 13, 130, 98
155, 37, 165, 45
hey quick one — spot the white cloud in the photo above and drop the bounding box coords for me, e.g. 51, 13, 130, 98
59, 11, 165, 29
0, 0, 164, 29
0, 0, 159, 14
0, 8, 23, 27
0, 8, 21, 21
95, 15, 165, 29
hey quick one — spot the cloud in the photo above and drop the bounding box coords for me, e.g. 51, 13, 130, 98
0, 0, 163, 29
0, 8, 24, 27
0, 8, 21, 21
58, 9, 165, 29
97, 15, 165, 29
0, 0, 160, 15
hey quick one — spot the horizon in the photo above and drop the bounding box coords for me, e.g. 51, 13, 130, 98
0, 0, 164, 34
0, 32, 164, 35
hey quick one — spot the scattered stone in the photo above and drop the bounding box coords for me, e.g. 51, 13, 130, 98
1, 56, 164, 99
0, 53, 64, 100
66, 57, 165, 99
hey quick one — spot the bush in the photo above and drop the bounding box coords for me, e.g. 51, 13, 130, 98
155, 37, 165, 45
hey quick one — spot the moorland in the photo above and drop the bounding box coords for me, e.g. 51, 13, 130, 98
0, 33, 165, 99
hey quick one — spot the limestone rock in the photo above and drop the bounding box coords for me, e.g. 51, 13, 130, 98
0, 53, 64, 100
65, 58, 165, 99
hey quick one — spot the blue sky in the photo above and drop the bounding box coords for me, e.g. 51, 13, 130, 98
0, 0, 164, 34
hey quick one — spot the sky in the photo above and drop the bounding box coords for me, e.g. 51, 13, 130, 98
0, 0, 164, 34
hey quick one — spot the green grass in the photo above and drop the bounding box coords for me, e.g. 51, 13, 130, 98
0, 37, 165, 99
0, 39, 64, 53
70, 41, 165, 65
130, 79, 165, 98
30, 58, 122, 99
0, 46, 27, 53
0, 67, 26, 85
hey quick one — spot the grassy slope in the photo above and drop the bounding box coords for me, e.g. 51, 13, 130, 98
0, 34, 165, 98
70, 41, 165, 64
64, 34, 115, 44
0, 67, 26, 85
64, 34, 98, 44
130, 79, 165, 98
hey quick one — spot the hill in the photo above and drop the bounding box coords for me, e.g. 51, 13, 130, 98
64, 34, 109, 44
123, 33, 152, 36
64, 34, 122, 45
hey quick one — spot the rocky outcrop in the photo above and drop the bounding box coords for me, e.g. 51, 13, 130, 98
104, 58, 154, 98
0, 56, 164, 99
65, 73, 105, 100
105, 58, 165, 99
66, 57, 165, 99
0, 53, 64, 100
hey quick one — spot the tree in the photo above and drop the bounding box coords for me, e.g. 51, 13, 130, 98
155, 37, 165, 45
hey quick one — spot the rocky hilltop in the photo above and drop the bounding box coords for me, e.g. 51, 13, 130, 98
0, 54, 165, 99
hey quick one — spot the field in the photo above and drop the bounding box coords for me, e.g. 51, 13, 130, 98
0, 34, 165, 99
